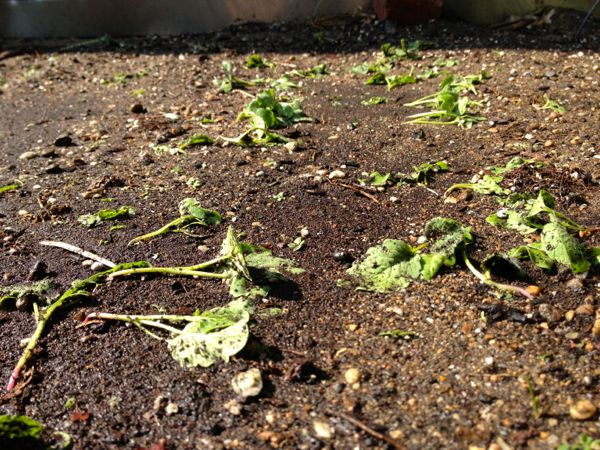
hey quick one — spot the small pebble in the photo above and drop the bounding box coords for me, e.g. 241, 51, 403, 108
332, 251, 354, 263
231, 368, 263, 398
569, 399, 597, 420
284, 141, 298, 152
328, 170, 346, 179
344, 367, 361, 384
164, 402, 179, 416
565, 310, 575, 321
312, 419, 334, 440
223, 399, 242, 415
592, 317, 600, 337
19, 150, 39, 160
575, 304, 594, 316
90, 261, 107, 272
526, 285, 542, 296
538, 304, 561, 323
566, 278, 584, 292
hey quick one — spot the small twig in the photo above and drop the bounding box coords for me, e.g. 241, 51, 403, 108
329, 180, 380, 204
232, 89, 255, 98
40, 240, 116, 268
333, 411, 407, 450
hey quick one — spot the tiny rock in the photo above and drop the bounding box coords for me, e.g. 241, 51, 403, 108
569, 399, 597, 421
575, 304, 595, 316
565, 310, 575, 321
231, 368, 263, 398
344, 367, 361, 384
164, 402, 179, 416
20, 150, 39, 160
90, 261, 107, 272
328, 170, 346, 179
592, 317, 600, 337
223, 399, 242, 416
312, 419, 334, 440
566, 278, 584, 292
538, 304, 562, 323
526, 285, 542, 296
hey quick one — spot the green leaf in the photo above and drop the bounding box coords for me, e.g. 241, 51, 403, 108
398, 160, 448, 185
540, 223, 590, 274
386, 74, 417, 89
424, 217, 472, 266
369, 171, 392, 186
166, 300, 253, 368
541, 94, 565, 113
0, 414, 43, 443
78, 206, 135, 227
178, 198, 221, 225
509, 245, 556, 271
179, 134, 214, 149
490, 157, 535, 175
379, 329, 417, 339
486, 209, 540, 235
347, 239, 419, 292
420, 253, 446, 280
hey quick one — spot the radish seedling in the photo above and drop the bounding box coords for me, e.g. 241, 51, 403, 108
128, 198, 221, 245
78, 206, 135, 228
6, 261, 149, 390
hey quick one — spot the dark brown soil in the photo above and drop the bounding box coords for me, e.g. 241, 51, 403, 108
1, 10, 600, 450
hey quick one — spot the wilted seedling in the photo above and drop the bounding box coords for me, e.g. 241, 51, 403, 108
214, 61, 264, 93
347, 217, 533, 298
222, 89, 310, 147
446, 157, 534, 196
557, 434, 600, 450
245, 54, 274, 69
78, 206, 135, 228
128, 198, 221, 245
84, 299, 254, 368
286, 64, 329, 79
114, 226, 303, 299
366, 71, 417, 90
540, 94, 565, 113
368, 161, 448, 187
6, 262, 149, 390
404, 72, 490, 128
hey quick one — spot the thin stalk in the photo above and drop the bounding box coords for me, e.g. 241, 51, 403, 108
108, 266, 228, 280
86, 311, 212, 324
6, 262, 148, 391
128, 216, 197, 245
461, 249, 533, 300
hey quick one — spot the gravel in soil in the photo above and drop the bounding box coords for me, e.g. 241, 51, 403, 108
1, 10, 600, 450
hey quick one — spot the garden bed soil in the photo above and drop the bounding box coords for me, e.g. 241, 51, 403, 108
1, 10, 600, 450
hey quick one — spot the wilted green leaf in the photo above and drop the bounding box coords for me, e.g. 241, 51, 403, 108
78, 206, 135, 227
179, 134, 214, 149
509, 245, 555, 271
361, 96, 388, 106
424, 217, 472, 266
0, 280, 54, 308
245, 54, 274, 69
540, 223, 590, 274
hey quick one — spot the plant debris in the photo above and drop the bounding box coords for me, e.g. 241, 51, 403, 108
78, 206, 135, 228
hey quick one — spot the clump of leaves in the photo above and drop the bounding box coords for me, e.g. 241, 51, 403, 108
557, 434, 600, 450
368, 160, 448, 187
85, 299, 254, 368
6, 261, 149, 390
366, 71, 417, 90
0, 414, 43, 446
112, 226, 303, 299
347, 217, 532, 298
486, 189, 583, 235
404, 72, 490, 128
214, 61, 264, 93
446, 157, 534, 196
245, 54, 274, 69
179, 134, 214, 150
129, 198, 221, 245
222, 89, 310, 147
510, 222, 598, 274
540, 94, 565, 113
381, 39, 425, 61
0, 280, 54, 309
78, 206, 135, 228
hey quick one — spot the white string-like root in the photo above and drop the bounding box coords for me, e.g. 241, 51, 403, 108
39, 240, 116, 268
